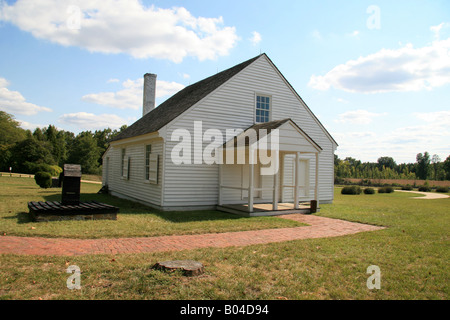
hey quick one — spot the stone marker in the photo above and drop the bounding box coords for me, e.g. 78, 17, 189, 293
152, 260, 204, 277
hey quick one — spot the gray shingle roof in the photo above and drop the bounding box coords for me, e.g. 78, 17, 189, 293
111, 54, 263, 142
225, 118, 322, 150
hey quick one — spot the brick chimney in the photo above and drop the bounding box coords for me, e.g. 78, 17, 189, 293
143, 73, 157, 116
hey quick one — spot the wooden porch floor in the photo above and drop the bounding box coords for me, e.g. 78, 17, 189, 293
217, 202, 316, 217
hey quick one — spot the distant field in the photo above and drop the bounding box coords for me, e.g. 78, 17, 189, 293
344, 178, 450, 187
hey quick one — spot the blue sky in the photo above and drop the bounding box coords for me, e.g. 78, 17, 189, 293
0, 0, 449, 163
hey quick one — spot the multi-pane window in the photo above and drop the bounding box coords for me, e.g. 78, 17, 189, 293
256, 95, 270, 123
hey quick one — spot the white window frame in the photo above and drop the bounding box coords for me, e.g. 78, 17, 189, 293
144, 144, 158, 184
121, 148, 130, 180
121, 148, 127, 178
145, 144, 152, 181
255, 94, 272, 123
148, 154, 159, 184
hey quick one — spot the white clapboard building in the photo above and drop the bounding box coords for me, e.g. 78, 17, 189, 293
102, 54, 338, 215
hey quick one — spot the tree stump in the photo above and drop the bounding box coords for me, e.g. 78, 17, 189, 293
152, 260, 204, 277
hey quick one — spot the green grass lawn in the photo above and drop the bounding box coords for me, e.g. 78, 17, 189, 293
0, 176, 301, 238
0, 176, 449, 300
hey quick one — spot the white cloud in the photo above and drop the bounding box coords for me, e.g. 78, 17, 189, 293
334, 111, 450, 163
309, 37, 450, 93
17, 119, 46, 131
82, 78, 185, 110
348, 30, 360, 38
413, 110, 450, 126
311, 30, 322, 41
107, 78, 119, 83
335, 109, 387, 125
82, 78, 143, 110
336, 98, 349, 104
0, 77, 52, 115
0, 0, 239, 63
58, 112, 130, 130
250, 31, 262, 45
430, 23, 449, 40
155, 80, 186, 98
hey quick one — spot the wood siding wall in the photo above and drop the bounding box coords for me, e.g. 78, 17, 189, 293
102, 138, 164, 207
161, 56, 336, 208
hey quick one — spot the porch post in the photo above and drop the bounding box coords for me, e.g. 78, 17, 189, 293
272, 151, 279, 211
218, 163, 223, 206
315, 152, 319, 205
280, 152, 285, 203
248, 148, 255, 213
294, 152, 300, 209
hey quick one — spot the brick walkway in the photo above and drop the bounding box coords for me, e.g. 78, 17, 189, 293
0, 215, 384, 256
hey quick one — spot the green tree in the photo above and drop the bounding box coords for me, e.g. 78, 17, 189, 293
67, 132, 101, 174
0, 111, 27, 171
416, 152, 431, 180
93, 128, 115, 166
32, 127, 45, 141
431, 154, 441, 180
9, 138, 56, 173
0, 111, 26, 146
443, 155, 450, 180
377, 156, 396, 170
42, 125, 71, 167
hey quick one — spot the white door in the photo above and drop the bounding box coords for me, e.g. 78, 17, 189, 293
282, 155, 310, 202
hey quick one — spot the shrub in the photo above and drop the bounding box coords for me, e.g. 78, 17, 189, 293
401, 184, 413, 191
34, 171, 52, 189
24, 162, 62, 176
419, 181, 432, 192
48, 165, 63, 176
378, 186, 394, 194
436, 186, 449, 193
341, 186, 361, 195
364, 188, 375, 194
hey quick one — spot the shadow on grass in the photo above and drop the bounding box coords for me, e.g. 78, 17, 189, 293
41, 192, 249, 223
3, 212, 33, 224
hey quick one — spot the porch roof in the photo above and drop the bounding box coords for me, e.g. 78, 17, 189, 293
223, 118, 322, 153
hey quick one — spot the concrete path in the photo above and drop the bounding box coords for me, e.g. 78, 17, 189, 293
395, 190, 450, 199
0, 215, 384, 256
80, 180, 102, 184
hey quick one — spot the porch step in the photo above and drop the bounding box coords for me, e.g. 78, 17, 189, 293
216, 205, 319, 217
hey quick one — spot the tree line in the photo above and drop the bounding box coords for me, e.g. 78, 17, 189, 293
2, 110, 449, 180
0, 111, 127, 175
335, 153, 450, 182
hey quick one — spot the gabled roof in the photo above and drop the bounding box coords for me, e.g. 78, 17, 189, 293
111, 54, 263, 142
263, 55, 338, 147
223, 118, 290, 148
226, 118, 322, 151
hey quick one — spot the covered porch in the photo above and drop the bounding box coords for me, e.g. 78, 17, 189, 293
216, 119, 322, 216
